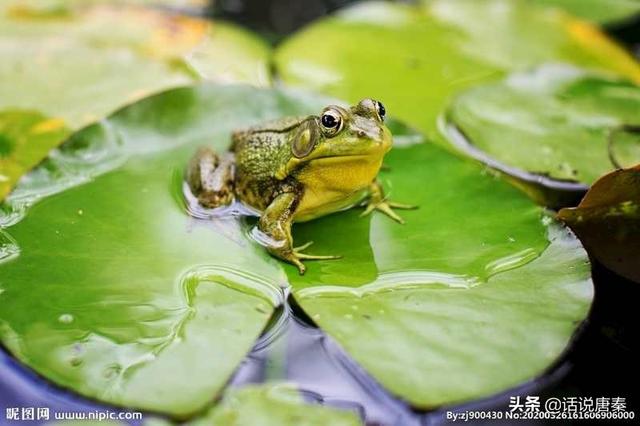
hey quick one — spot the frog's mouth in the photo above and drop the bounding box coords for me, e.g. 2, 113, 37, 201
303, 152, 386, 170
305, 153, 385, 172
311, 154, 371, 162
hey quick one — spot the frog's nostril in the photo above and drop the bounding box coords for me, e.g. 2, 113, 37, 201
357, 131, 366, 138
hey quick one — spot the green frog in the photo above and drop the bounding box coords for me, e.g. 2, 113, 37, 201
187, 98, 415, 274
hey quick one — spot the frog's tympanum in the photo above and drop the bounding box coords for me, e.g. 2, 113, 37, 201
187, 99, 415, 274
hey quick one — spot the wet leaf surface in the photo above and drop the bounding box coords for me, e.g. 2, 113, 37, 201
54, 383, 363, 426
0, 110, 70, 201
0, 84, 593, 413
0, 85, 328, 417
444, 65, 640, 205
274, 0, 640, 144
558, 165, 640, 283
0, 1, 270, 201
0, 2, 270, 127
287, 132, 593, 408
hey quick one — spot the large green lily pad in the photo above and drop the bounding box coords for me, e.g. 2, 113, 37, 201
274, 0, 640, 143
287, 136, 592, 408
0, 2, 270, 127
0, 1, 270, 200
444, 65, 640, 207
0, 85, 328, 417
0, 85, 592, 413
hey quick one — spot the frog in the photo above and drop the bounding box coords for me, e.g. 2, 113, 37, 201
186, 98, 415, 274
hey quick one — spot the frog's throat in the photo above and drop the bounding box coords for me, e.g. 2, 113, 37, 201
275, 154, 378, 181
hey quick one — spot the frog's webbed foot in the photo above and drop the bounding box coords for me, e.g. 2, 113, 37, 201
361, 181, 417, 224
267, 240, 341, 276
361, 200, 416, 224
294, 241, 341, 260
258, 194, 341, 275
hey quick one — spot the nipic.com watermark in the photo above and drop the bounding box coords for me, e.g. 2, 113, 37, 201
5, 407, 143, 422
446, 396, 635, 422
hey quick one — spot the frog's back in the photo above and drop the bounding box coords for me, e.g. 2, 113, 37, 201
231, 116, 310, 209
231, 116, 308, 147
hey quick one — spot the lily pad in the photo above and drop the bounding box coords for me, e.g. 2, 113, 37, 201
274, 0, 640, 143
444, 65, 640, 207
558, 165, 640, 283
0, 1, 270, 200
0, 84, 593, 413
188, 384, 361, 426
0, 85, 330, 417
53, 383, 362, 426
0, 2, 270, 127
287, 135, 593, 408
0, 110, 70, 201
533, 0, 640, 24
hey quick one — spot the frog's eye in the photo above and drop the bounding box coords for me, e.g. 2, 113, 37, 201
375, 100, 386, 121
320, 110, 343, 135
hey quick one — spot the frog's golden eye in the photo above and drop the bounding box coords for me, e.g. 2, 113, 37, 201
375, 100, 386, 121
320, 110, 343, 135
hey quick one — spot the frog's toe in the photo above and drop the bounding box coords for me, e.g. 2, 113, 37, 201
294, 241, 314, 252
362, 200, 416, 224
295, 253, 342, 260
292, 258, 307, 275
387, 201, 418, 210
276, 243, 341, 275
274, 250, 308, 274
360, 203, 377, 217
293, 241, 340, 260
377, 202, 405, 224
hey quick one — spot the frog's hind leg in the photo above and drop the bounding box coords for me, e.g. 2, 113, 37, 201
187, 147, 235, 208
258, 192, 341, 274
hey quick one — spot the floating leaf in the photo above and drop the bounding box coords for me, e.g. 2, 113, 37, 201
0, 110, 70, 201
0, 1, 270, 200
533, 0, 640, 24
274, 0, 640, 143
559, 165, 640, 282
444, 64, 640, 207
0, 85, 330, 417
0, 2, 270, 127
0, 85, 592, 413
188, 384, 361, 426
287, 135, 593, 408
54, 383, 362, 426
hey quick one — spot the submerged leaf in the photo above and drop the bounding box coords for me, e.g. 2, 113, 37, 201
558, 165, 640, 282
445, 65, 640, 207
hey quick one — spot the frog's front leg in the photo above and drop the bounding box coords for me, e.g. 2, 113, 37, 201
361, 180, 417, 224
187, 147, 235, 208
257, 191, 340, 274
